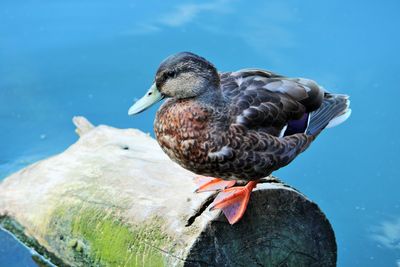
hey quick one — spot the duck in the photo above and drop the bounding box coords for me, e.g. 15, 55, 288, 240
128, 52, 351, 224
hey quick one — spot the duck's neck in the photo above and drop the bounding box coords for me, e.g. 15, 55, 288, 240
196, 84, 227, 109
194, 85, 231, 131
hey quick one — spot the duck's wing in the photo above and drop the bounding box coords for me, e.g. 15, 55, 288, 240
220, 69, 324, 136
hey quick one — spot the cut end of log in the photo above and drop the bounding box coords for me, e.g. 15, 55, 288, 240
185, 183, 336, 266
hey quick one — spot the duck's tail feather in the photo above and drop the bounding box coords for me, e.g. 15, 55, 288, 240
306, 93, 351, 136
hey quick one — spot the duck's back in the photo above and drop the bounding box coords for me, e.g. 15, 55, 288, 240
220, 69, 325, 137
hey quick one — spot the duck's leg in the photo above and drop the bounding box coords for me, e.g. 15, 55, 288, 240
210, 180, 258, 225
194, 176, 236, 193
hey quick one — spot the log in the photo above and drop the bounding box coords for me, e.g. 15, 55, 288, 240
0, 117, 336, 267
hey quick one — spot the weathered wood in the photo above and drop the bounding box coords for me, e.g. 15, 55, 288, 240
0, 117, 336, 267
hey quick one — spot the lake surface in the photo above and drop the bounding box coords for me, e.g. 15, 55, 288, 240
1, 0, 400, 266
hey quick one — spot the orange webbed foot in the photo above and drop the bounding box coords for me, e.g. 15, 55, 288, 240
194, 176, 236, 193
210, 181, 258, 225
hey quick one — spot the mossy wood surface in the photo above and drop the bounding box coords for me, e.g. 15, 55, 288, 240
0, 117, 336, 267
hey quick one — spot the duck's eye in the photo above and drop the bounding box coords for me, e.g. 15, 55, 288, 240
164, 70, 176, 79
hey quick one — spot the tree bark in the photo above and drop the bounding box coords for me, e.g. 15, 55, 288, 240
0, 117, 336, 267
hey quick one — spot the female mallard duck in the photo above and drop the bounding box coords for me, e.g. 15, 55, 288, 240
128, 52, 351, 224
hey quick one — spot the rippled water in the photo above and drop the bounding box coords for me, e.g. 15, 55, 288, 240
1, 0, 400, 266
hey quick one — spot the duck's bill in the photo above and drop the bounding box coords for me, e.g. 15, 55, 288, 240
128, 83, 164, 115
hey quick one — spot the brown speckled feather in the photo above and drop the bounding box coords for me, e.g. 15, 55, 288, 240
154, 69, 325, 181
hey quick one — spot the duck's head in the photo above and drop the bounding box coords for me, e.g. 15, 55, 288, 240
128, 52, 219, 115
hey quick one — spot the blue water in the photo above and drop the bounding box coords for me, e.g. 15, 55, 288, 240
1, 0, 399, 266
0, 229, 39, 267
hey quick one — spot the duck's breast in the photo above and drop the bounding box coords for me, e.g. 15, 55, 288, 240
154, 99, 213, 170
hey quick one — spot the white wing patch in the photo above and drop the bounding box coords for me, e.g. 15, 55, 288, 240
278, 124, 288, 138
208, 146, 233, 158
235, 115, 246, 125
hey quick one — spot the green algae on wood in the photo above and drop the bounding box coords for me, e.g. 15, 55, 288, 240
46, 204, 173, 267
70, 208, 171, 267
